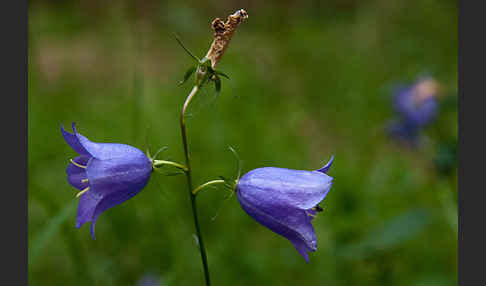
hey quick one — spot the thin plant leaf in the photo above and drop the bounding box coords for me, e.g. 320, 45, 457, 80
210, 190, 235, 222
337, 208, 432, 259
179, 66, 196, 85
214, 76, 221, 97
29, 199, 78, 266
214, 70, 230, 80
173, 34, 200, 63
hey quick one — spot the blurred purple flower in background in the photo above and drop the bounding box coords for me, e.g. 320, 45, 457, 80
387, 77, 440, 146
61, 123, 152, 239
136, 273, 162, 286
236, 156, 334, 262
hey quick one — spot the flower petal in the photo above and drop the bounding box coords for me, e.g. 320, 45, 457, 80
61, 123, 91, 156
76, 189, 102, 229
66, 155, 90, 190
387, 120, 420, 145
393, 88, 438, 126
290, 237, 315, 263
238, 167, 333, 210
237, 190, 317, 257
409, 98, 438, 126
89, 185, 144, 240
316, 155, 334, 174
85, 155, 152, 198
71, 125, 146, 160
84, 156, 151, 239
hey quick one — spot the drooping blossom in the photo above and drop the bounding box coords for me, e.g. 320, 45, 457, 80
236, 156, 334, 262
61, 123, 152, 239
387, 77, 440, 146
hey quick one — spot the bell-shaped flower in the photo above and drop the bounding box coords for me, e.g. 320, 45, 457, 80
387, 77, 440, 145
61, 123, 152, 239
236, 156, 334, 262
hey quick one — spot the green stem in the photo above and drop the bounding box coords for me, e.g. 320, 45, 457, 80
152, 160, 188, 171
192, 180, 226, 195
180, 85, 211, 286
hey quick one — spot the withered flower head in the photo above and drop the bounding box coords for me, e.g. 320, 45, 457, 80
204, 9, 248, 68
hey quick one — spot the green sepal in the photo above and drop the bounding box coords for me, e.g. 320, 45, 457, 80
219, 176, 237, 191
228, 146, 242, 181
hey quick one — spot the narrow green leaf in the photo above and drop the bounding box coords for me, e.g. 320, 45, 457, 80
173, 34, 200, 63
214, 76, 221, 97
337, 208, 432, 259
179, 66, 196, 85
29, 199, 77, 266
214, 70, 230, 80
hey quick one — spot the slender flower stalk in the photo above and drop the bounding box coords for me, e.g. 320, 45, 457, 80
152, 160, 188, 171
192, 179, 226, 195
179, 84, 212, 286
178, 10, 247, 285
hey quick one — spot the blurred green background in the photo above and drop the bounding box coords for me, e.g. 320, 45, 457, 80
28, 0, 457, 285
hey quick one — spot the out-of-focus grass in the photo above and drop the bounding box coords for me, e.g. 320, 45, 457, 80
28, 0, 457, 285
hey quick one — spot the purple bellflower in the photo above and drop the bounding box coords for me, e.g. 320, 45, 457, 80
236, 156, 334, 262
61, 123, 152, 239
387, 78, 440, 146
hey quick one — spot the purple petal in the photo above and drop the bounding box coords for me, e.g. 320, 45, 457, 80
73, 128, 145, 161
391, 85, 410, 114
76, 190, 102, 229
61, 123, 91, 156
66, 155, 90, 190
316, 155, 334, 174
83, 155, 152, 239
409, 98, 438, 125
290, 237, 314, 263
238, 167, 333, 210
89, 185, 144, 240
393, 88, 438, 127
64, 122, 147, 160
86, 155, 152, 199
386, 120, 420, 146
237, 190, 317, 257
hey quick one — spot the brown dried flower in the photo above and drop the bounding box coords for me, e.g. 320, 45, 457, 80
204, 9, 248, 68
